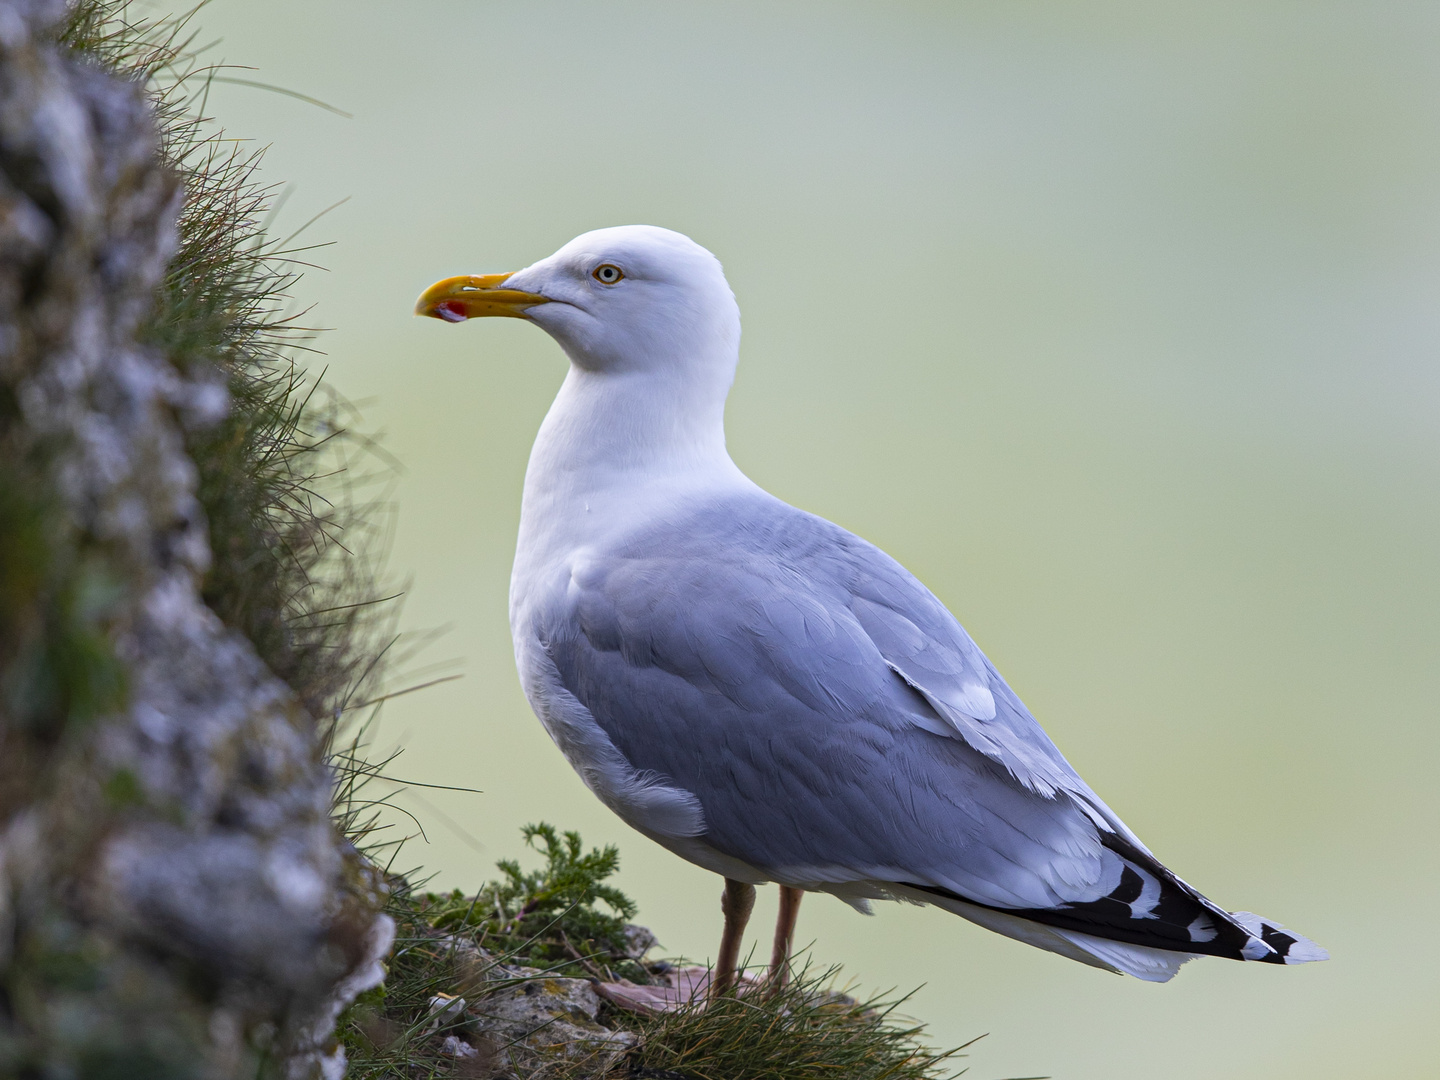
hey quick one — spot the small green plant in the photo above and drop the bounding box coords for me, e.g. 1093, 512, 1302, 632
421, 824, 645, 982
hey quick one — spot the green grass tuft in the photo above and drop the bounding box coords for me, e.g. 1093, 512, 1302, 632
605, 963, 969, 1080
61, 0, 399, 727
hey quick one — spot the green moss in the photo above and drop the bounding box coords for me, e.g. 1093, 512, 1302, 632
0, 476, 50, 625
0, 475, 127, 753
1, 908, 221, 1080
102, 768, 145, 809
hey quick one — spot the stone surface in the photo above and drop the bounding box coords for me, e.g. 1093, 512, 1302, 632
622, 923, 659, 961
435, 937, 637, 1078
0, 2, 389, 1076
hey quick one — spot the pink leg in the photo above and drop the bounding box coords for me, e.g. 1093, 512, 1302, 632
768, 885, 803, 992
712, 877, 756, 999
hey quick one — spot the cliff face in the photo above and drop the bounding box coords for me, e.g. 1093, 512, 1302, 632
0, 1, 389, 1075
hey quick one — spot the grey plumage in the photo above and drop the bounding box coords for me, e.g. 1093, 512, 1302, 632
538, 489, 1321, 976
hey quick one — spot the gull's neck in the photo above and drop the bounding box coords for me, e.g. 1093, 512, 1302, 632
516, 364, 750, 565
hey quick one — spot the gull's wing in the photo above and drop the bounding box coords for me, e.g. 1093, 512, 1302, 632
536, 491, 1323, 973
545, 493, 1102, 909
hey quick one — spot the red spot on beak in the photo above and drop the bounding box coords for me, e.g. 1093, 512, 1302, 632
435, 301, 468, 323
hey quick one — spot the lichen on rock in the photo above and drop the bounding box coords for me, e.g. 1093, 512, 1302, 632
433, 937, 637, 1078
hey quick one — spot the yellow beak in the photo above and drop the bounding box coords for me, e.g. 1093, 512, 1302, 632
413, 273, 551, 323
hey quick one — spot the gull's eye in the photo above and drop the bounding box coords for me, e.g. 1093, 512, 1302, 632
592, 263, 624, 285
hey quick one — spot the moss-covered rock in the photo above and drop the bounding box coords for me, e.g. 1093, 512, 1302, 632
0, 1, 390, 1075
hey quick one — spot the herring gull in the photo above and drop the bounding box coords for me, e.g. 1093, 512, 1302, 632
415, 225, 1326, 992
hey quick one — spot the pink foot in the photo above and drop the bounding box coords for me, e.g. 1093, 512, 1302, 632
596, 966, 764, 1014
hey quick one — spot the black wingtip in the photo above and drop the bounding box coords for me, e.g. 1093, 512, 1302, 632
904, 831, 1327, 965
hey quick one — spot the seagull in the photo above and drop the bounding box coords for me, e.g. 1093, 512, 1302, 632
415, 225, 1326, 992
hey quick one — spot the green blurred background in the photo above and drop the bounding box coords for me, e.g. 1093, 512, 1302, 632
194, 2, 1436, 1076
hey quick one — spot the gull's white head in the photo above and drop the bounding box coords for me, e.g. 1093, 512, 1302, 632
415, 225, 740, 382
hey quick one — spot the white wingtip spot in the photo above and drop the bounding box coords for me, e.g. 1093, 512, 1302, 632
1230, 910, 1328, 964
1241, 936, 1276, 960
1283, 939, 1330, 964
1186, 914, 1218, 943
1127, 863, 1163, 920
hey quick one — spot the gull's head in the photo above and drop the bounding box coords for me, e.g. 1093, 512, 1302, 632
415, 225, 740, 379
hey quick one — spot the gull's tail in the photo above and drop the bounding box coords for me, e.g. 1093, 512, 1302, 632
890, 832, 1328, 983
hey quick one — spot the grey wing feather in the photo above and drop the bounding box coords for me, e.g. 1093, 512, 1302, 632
849, 568, 1084, 800
830, 511, 1144, 840
544, 493, 1124, 910
537, 491, 1324, 967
